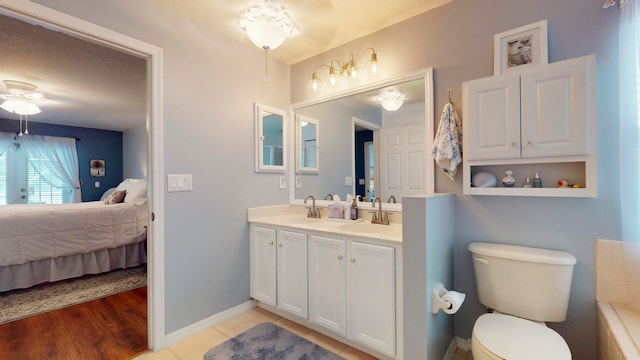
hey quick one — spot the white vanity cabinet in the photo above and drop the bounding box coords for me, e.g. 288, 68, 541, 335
462, 54, 597, 197
309, 235, 396, 357
250, 225, 308, 318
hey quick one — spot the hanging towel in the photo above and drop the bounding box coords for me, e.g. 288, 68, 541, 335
432, 102, 462, 181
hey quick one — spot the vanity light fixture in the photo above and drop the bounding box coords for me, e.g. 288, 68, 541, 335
310, 48, 378, 91
378, 88, 407, 112
239, 0, 294, 80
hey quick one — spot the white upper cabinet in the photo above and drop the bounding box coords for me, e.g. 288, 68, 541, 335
520, 57, 592, 158
464, 55, 594, 161
462, 54, 597, 197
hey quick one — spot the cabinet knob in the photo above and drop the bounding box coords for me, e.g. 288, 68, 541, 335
269, 241, 274, 245
278, 243, 283, 247
511, 142, 517, 147
338, 255, 343, 260
351, 258, 356, 263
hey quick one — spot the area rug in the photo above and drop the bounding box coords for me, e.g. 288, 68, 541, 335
204, 322, 345, 360
0, 265, 147, 324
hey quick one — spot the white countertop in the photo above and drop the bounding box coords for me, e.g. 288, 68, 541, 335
249, 213, 402, 244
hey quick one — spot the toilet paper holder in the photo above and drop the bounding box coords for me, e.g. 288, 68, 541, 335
431, 282, 465, 314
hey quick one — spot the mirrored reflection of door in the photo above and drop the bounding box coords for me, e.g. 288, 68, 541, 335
364, 141, 375, 202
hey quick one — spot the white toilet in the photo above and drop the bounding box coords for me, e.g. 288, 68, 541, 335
468, 242, 577, 360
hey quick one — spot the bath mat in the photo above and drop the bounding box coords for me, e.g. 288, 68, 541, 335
204, 322, 345, 360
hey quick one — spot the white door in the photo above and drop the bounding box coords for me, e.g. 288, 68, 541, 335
250, 225, 277, 306
379, 124, 426, 202
309, 235, 347, 335
463, 73, 521, 160
348, 241, 396, 357
520, 56, 592, 157
277, 230, 308, 318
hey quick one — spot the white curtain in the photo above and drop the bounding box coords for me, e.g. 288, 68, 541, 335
619, 0, 640, 310
0, 131, 15, 156
19, 135, 82, 203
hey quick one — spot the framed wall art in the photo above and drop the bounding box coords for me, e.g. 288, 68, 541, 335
494, 20, 548, 75
90, 159, 106, 177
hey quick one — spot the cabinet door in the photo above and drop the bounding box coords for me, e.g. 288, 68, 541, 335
277, 230, 308, 318
250, 226, 276, 306
309, 235, 347, 335
348, 241, 396, 357
463, 73, 521, 160
520, 56, 593, 157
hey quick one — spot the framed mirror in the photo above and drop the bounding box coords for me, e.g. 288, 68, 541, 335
290, 68, 434, 208
296, 114, 319, 173
255, 103, 287, 172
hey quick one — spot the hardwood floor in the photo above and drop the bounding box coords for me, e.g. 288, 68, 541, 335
0, 286, 148, 360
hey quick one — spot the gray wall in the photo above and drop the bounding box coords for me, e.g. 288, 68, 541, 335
123, 122, 147, 180
31, 0, 291, 333
292, 1, 620, 358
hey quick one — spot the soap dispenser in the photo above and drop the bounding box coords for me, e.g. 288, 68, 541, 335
350, 198, 358, 220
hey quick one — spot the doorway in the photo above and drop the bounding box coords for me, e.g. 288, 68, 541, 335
0, 1, 165, 350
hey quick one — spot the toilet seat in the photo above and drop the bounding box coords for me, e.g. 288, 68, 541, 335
472, 313, 572, 360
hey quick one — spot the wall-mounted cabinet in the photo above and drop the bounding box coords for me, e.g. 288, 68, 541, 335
462, 54, 597, 197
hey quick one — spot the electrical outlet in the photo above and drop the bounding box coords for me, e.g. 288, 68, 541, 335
279, 175, 286, 189
345, 176, 353, 186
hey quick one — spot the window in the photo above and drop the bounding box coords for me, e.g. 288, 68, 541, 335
0, 134, 79, 205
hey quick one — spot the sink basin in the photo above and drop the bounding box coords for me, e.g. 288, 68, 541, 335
339, 222, 396, 234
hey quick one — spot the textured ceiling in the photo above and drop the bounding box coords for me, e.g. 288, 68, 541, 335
0, 1, 449, 131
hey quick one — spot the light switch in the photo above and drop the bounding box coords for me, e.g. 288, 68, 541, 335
94, 181, 100, 188
279, 175, 287, 189
345, 176, 353, 186
295, 176, 302, 189
167, 174, 193, 192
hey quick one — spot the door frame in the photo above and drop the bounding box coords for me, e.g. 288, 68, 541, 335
0, 1, 166, 350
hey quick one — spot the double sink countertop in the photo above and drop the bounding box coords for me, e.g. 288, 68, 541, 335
248, 204, 402, 244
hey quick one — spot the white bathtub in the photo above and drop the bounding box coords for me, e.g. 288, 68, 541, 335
598, 302, 640, 359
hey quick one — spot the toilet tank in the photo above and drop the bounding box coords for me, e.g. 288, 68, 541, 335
468, 242, 577, 322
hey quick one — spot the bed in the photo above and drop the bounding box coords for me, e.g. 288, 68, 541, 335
0, 179, 148, 292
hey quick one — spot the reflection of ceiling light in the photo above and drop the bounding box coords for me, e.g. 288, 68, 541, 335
310, 48, 378, 91
300, 120, 308, 127
378, 89, 407, 111
239, 1, 293, 51
0, 80, 43, 116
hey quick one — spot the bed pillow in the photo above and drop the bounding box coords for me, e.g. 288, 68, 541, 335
104, 189, 126, 204
100, 187, 117, 201
116, 178, 147, 204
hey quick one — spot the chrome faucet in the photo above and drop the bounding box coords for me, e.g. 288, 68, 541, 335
370, 197, 390, 225
324, 193, 334, 200
387, 195, 397, 203
304, 195, 321, 218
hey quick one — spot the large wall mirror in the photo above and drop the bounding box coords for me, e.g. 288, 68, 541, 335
290, 68, 434, 208
255, 103, 287, 172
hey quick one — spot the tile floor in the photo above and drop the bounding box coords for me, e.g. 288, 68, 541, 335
136, 307, 382, 360
136, 306, 473, 360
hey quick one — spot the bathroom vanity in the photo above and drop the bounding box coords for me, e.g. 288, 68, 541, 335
248, 205, 403, 360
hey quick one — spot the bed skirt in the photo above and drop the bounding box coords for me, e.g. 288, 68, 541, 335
0, 241, 147, 292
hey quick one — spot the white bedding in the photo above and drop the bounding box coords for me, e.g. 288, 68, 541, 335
0, 201, 147, 267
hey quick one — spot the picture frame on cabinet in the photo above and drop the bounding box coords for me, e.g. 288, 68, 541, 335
494, 20, 548, 75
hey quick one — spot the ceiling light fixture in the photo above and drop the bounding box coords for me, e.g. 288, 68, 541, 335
310, 48, 378, 91
239, 0, 294, 81
378, 88, 407, 112
0, 80, 44, 136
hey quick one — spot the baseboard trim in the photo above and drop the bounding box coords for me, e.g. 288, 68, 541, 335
164, 300, 257, 346
443, 337, 457, 360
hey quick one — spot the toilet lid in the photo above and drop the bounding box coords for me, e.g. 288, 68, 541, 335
473, 313, 572, 360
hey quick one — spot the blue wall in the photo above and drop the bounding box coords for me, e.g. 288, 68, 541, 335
0, 118, 123, 202
355, 129, 373, 200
